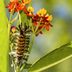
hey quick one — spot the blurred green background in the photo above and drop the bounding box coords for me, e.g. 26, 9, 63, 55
5, 0, 72, 72
27, 0, 72, 72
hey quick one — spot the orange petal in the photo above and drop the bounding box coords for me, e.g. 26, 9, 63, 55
47, 15, 53, 21
22, 0, 31, 4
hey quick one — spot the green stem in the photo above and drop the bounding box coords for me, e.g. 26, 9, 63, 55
20, 64, 26, 72
18, 12, 21, 24
29, 18, 35, 34
8, 13, 13, 35
15, 66, 20, 72
9, 13, 13, 21
10, 14, 18, 24
8, 23, 11, 36
35, 22, 40, 33
32, 25, 35, 34
36, 27, 43, 35
29, 33, 35, 53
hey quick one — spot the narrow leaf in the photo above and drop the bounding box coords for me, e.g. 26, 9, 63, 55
20, 12, 27, 25
29, 43, 72, 72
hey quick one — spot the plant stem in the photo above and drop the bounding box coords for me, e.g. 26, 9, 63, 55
35, 22, 40, 33
18, 12, 21, 24
8, 13, 13, 35
36, 27, 43, 35
11, 14, 18, 24
29, 33, 35, 53
15, 66, 20, 72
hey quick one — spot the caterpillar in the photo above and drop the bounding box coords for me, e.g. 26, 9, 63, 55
10, 24, 31, 66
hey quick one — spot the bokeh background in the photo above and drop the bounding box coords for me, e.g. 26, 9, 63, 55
28, 0, 72, 72
5, 0, 72, 72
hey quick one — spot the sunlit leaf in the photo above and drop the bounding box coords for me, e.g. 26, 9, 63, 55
29, 43, 72, 72
0, 0, 9, 72
20, 12, 27, 25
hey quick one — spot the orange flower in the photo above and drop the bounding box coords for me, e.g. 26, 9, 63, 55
37, 8, 47, 16
22, 0, 31, 4
23, 6, 34, 17
32, 8, 53, 35
10, 0, 18, 2
7, 0, 20, 12
47, 15, 53, 21
7, 0, 31, 12
26, 6, 34, 16
27, 6, 34, 13
15, 3, 25, 12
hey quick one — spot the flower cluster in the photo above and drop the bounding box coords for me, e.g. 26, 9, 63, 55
7, 0, 31, 12
32, 8, 53, 35
7, 0, 53, 36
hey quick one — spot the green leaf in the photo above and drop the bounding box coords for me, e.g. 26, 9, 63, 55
29, 43, 72, 72
20, 12, 27, 25
0, 0, 9, 72
68, 41, 72, 48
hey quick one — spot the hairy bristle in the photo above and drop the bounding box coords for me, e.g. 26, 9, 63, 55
15, 24, 31, 64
